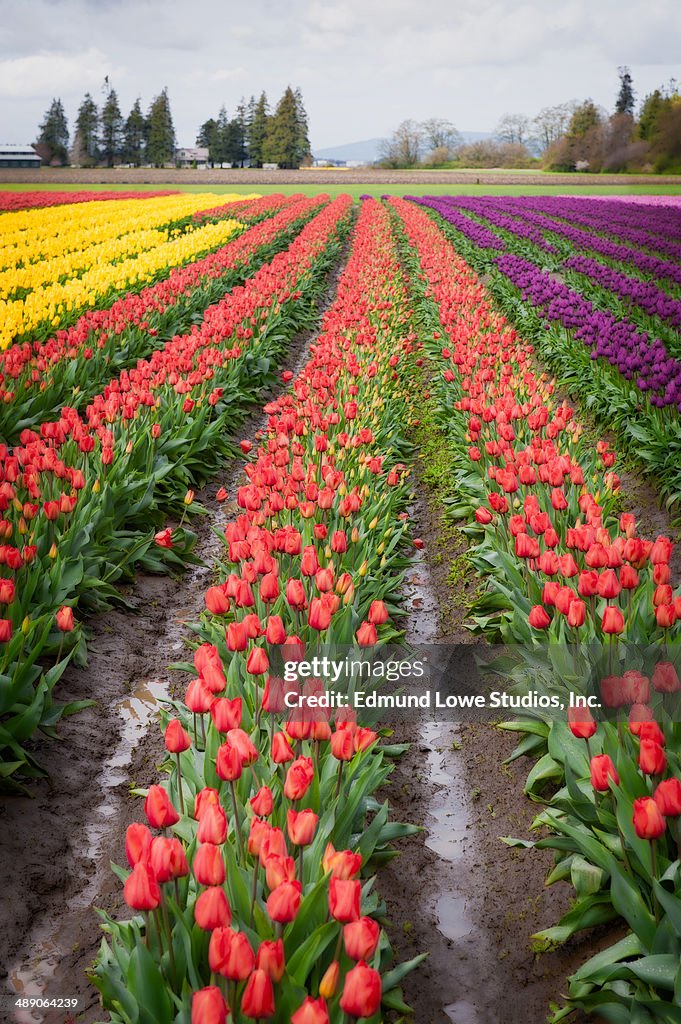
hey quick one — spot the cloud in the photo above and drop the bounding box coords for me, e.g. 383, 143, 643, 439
0, 47, 114, 98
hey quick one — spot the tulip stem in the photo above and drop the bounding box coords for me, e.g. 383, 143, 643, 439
160, 893, 177, 987
250, 858, 258, 926
56, 633, 64, 667
299, 845, 304, 882
175, 753, 185, 816
144, 911, 151, 950
651, 840, 660, 924
201, 714, 207, 749
230, 780, 245, 860
335, 760, 343, 797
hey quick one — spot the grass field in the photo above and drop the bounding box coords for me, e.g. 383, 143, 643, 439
1, 181, 681, 198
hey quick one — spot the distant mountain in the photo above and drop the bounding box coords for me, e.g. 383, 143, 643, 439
313, 131, 493, 164
313, 138, 387, 163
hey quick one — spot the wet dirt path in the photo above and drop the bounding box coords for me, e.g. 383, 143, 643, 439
0, 248, 350, 1024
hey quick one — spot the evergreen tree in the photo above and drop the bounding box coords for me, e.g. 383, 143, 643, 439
615, 66, 635, 116
214, 106, 231, 165
73, 93, 99, 166
197, 117, 219, 165
293, 87, 312, 166
263, 86, 301, 169
568, 99, 602, 137
248, 91, 270, 168
101, 85, 124, 167
231, 98, 249, 167
36, 98, 69, 165
147, 87, 176, 167
124, 98, 147, 166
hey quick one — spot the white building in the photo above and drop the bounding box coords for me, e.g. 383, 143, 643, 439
0, 144, 41, 168
175, 146, 210, 168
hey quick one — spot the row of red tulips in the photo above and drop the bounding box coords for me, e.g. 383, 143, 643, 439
0, 196, 352, 786
93, 198, 424, 1023
0, 194, 322, 440
387, 196, 681, 1021
0, 190, 179, 212
389, 196, 680, 646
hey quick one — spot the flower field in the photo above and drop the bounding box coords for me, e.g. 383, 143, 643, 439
1, 188, 680, 1024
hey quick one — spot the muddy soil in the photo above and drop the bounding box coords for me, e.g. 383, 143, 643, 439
0, 247, 349, 1024
2, 169, 679, 188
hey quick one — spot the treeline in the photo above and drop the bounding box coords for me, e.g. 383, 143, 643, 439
34, 84, 311, 169
380, 68, 681, 173
197, 89, 310, 169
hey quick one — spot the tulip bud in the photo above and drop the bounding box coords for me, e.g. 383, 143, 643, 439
319, 960, 339, 999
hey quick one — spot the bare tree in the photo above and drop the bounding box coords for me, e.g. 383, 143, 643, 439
531, 102, 575, 153
494, 112, 530, 146
379, 119, 423, 167
421, 117, 461, 153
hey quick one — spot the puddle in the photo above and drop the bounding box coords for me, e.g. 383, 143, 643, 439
445, 999, 481, 1024
436, 893, 472, 942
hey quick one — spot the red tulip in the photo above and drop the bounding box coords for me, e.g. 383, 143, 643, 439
339, 961, 382, 1018
287, 808, 318, 846
205, 586, 230, 615
284, 756, 314, 800
125, 822, 152, 867
639, 739, 666, 776
356, 621, 377, 646
150, 836, 188, 882
154, 528, 173, 548
272, 731, 295, 763
368, 599, 389, 624
191, 986, 229, 1024
633, 797, 666, 840
291, 997, 330, 1024
56, 605, 75, 631
194, 787, 220, 820
264, 855, 296, 890
194, 886, 231, 930
654, 778, 681, 816
590, 754, 618, 791
256, 939, 285, 982
165, 719, 191, 753
250, 786, 274, 817
266, 880, 302, 923
193, 843, 226, 885
144, 785, 179, 828
241, 969, 275, 1019
528, 605, 550, 629
226, 621, 249, 652
216, 742, 242, 781
323, 843, 362, 879
344, 917, 381, 960
652, 662, 681, 693
211, 697, 242, 733
567, 705, 596, 739
123, 862, 161, 911
602, 606, 624, 634
197, 803, 228, 845
329, 877, 361, 922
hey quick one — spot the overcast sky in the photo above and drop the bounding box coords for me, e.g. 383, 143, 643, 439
1, 0, 679, 151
